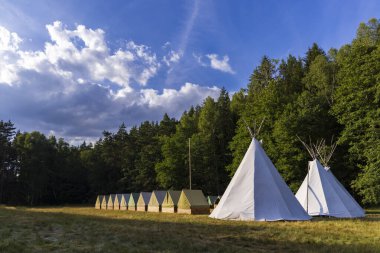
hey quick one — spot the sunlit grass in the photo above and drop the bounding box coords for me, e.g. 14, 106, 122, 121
0, 205, 379, 252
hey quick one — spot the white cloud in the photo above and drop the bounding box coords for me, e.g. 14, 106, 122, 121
192, 53, 207, 67
206, 54, 235, 74
0, 26, 22, 51
162, 41, 171, 49
0, 22, 221, 142
163, 50, 183, 67
139, 82, 219, 108
193, 53, 235, 74
0, 26, 22, 85
0, 21, 160, 90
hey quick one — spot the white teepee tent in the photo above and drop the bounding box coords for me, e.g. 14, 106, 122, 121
296, 159, 365, 218
209, 138, 311, 221
295, 139, 365, 218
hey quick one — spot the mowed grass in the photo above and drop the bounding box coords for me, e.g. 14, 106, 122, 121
0, 206, 379, 253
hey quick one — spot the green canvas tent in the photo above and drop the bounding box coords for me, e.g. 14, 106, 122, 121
162, 190, 181, 213
113, 194, 123, 210
207, 196, 220, 209
178, 189, 210, 214
120, 193, 131, 210
95, 195, 104, 209
107, 194, 117, 210
137, 192, 152, 212
128, 193, 140, 211
101, 195, 110, 209
148, 190, 167, 212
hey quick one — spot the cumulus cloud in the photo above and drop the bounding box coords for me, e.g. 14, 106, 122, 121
206, 54, 235, 74
0, 21, 160, 90
139, 82, 218, 108
193, 53, 235, 74
0, 22, 220, 143
0, 26, 22, 84
0, 26, 22, 51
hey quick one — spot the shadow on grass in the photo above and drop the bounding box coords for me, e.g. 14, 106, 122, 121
310, 215, 380, 222
0, 206, 379, 253
366, 208, 380, 215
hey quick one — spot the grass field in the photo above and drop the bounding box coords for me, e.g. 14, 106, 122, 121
0, 206, 379, 253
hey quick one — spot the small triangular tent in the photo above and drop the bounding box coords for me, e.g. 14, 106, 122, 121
178, 189, 209, 214
162, 190, 181, 213
207, 196, 219, 209
113, 194, 123, 210
210, 138, 311, 221
128, 193, 139, 211
137, 192, 152, 211
95, 195, 104, 209
295, 159, 365, 218
101, 195, 110, 210
120, 193, 131, 210
148, 190, 167, 212
107, 194, 117, 210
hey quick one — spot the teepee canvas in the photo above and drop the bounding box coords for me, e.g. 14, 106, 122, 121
295, 159, 365, 218
210, 138, 311, 221
295, 138, 365, 218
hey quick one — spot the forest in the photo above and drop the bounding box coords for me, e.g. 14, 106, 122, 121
0, 19, 379, 206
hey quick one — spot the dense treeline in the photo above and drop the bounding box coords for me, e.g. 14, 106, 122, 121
0, 19, 379, 206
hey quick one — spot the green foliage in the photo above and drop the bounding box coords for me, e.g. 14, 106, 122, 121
304, 43, 326, 70
156, 89, 235, 195
0, 121, 16, 203
155, 107, 200, 190
332, 19, 380, 205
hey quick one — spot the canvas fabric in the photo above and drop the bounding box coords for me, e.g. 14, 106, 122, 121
120, 193, 131, 208
178, 190, 209, 209
107, 194, 116, 208
295, 159, 364, 218
207, 196, 218, 205
162, 190, 181, 208
210, 138, 311, 221
95, 195, 103, 208
128, 193, 139, 207
137, 192, 152, 206
149, 191, 167, 206
101, 195, 110, 208
114, 194, 123, 207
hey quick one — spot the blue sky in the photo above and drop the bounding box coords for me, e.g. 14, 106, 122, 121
0, 0, 379, 143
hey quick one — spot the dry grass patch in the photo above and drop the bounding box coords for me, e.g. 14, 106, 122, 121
0, 206, 379, 252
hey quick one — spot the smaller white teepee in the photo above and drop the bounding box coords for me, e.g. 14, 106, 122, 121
295, 139, 365, 218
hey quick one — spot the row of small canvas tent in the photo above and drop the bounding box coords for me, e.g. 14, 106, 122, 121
95, 190, 218, 214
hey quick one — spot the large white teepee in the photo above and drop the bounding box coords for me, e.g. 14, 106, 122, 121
209, 138, 311, 221
295, 159, 365, 218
